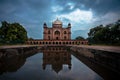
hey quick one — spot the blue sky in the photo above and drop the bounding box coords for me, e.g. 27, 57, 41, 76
0, 0, 120, 39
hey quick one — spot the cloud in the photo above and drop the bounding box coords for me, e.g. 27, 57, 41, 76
66, 2, 75, 10
91, 12, 120, 26
91, 0, 120, 16
0, 0, 120, 39
57, 8, 93, 23
51, 6, 63, 12
51, 8, 93, 31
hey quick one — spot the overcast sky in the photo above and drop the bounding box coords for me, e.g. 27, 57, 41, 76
0, 0, 120, 39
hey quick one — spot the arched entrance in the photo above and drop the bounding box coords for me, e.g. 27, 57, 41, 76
54, 30, 60, 40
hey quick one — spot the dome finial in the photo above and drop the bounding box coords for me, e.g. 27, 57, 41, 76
53, 18, 62, 25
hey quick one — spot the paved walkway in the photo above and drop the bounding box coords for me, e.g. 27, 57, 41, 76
72, 45, 120, 53
0, 45, 120, 53
0, 45, 39, 49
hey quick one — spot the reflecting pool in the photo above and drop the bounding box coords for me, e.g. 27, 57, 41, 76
0, 46, 118, 80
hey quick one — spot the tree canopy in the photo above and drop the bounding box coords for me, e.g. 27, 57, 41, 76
88, 20, 120, 45
75, 36, 85, 40
0, 21, 28, 44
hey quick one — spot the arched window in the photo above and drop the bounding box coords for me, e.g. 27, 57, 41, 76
48, 36, 50, 40
56, 42, 58, 44
56, 37, 59, 40
64, 31, 67, 34
48, 30, 50, 34
55, 30, 60, 35
59, 42, 61, 44
64, 36, 67, 40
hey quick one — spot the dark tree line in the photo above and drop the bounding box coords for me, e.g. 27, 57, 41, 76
75, 36, 85, 40
87, 20, 120, 45
0, 21, 28, 44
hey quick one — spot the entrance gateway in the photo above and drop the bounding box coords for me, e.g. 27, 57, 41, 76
26, 19, 88, 45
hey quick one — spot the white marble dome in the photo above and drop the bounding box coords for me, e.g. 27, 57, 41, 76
53, 18, 62, 25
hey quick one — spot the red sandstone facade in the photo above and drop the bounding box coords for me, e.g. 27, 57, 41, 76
43, 18, 71, 40
27, 19, 88, 45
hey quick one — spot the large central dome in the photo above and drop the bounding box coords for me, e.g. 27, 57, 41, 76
53, 18, 62, 25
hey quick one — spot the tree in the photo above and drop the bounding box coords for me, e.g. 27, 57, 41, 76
0, 21, 28, 44
87, 20, 120, 45
75, 36, 85, 40
110, 20, 120, 44
88, 25, 104, 44
28, 37, 34, 40
88, 25, 103, 38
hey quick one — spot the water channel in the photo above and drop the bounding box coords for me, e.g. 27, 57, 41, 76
0, 46, 119, 80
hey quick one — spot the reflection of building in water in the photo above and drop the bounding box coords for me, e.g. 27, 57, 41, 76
42, 47, 71, 73
0, 47, 39, 75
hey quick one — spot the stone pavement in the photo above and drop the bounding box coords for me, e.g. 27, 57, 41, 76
72, 45, 120, 53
